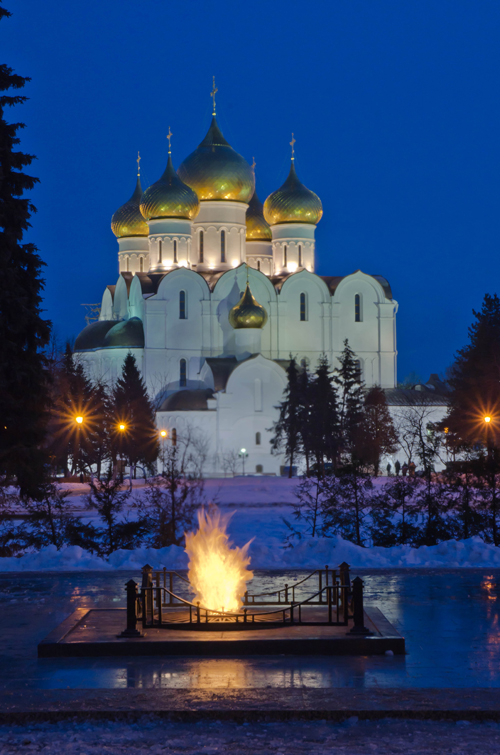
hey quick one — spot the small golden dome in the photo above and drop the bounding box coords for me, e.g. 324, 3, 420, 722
177, 116, 254, 203
263, 161, 323, 226
246, 188, 272, 241
140, 154, 200, 221
228, 282, 268, 329
111, 177, 149, 238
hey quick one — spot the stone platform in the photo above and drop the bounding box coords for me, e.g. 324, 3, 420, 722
38, 605, 404, 658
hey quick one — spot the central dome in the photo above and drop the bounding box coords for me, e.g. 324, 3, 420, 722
177, 116, 254, 203
228, 282, 268, 329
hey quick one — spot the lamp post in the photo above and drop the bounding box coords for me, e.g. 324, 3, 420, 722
239, 447, 248, 476
74, 415, 85, 480
117, 422, 127, 483
159, 429, 167, 473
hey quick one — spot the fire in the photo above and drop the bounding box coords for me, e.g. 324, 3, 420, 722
185, 507, 254, 613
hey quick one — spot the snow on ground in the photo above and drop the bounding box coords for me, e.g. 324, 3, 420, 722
3, 476, 500, 571
0, 717, 499, 754
1, 533, 500, 573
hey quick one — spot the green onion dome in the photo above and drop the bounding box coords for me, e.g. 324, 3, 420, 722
246, 188, 272, 241
228, 282, 268, 329
111, 177, 149, 237
177, 116, 254, 203
140, 154, 200, 221
263, 160, 323, 226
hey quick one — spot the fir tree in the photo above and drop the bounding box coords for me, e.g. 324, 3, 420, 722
0, 11, 52, 498
113, 353, 159, 475
283, 475, 327, 543
363, 385, 399, 475
333, 339, 365, 465
371, 477, 420, 546
446, 294, 500, 544
308, 355, 339, 475
321, 471, 373, 547
270, 357, 302, 477
86, 468, 145, 556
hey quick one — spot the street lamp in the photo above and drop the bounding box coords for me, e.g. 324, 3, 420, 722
75, 415, 84, 425
159, 430, 168, 474
239, 447, 248, 475
485, 416, 492, 424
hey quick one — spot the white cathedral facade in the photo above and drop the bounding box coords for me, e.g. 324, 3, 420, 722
75, 104, 400, 476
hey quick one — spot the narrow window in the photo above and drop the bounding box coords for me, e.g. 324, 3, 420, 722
355, 359, 362, 379
298, 244, 302, 267
179, 290, 186, 320
173, 239, 178, 264
283, 245, 287, 268
139, 256, 144, 272
221, 230, 226, 263
180, 359, 187, 387
257, 260, 261, 271
256, 432, 261, 446
199, 231, 204, 263
355, 294, 361, 322
126, 257, 129, 272
256, 464, 263, 474
300, 293, 306, 321
158, 239, 162, 264
172, 428, 177, 446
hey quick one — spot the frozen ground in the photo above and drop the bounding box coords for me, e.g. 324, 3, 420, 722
1, 717, 500, 754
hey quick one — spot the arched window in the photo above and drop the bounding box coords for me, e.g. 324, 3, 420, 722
298, 244, 302, 267
126, 257, 129, 272
179, 290, 186, 319
172, 428, 177, 446
257, 260, 261, 271
300, 293, 307, 321
256, 464, 263, 474
158, 239, 162, 264
180, 359, 187, 387
256, 432, 261, 446
173, 239, 178, 264
199, 231, 204, 263
283, 245, 287, 268
139, 256, 144, 272
355, 359, 362, 379
220, 230, 226, 263
355, 294, 361, 322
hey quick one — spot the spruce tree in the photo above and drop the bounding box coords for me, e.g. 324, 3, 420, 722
113, 353, 159, 475
308, 355, 339, 475
363, 385, 399, 475
270, 356, 302, 477
0, 10, 51, 497
333, 339, 365, 465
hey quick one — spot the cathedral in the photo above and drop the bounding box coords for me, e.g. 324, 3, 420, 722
74, 89, 399, 476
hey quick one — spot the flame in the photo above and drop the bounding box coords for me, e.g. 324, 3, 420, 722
185, 507, 254, 613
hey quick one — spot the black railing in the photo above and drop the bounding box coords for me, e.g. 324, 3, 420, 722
119, 562, 371, 637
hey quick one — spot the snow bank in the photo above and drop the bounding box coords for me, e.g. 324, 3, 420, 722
1, 535, 500, 572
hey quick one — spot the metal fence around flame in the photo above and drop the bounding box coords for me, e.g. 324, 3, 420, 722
120, 563, 367, 637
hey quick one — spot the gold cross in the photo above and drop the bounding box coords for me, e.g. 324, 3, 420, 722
290, 133, 296, 160
251, 156, 256, 172
211, 76, 218, 115
166, 126, 173, 153
137, 151, 141, 176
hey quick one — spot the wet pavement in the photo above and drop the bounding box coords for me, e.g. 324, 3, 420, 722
0, 569, 499, 690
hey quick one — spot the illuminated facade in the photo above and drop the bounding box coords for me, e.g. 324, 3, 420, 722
75, 105, 400, 475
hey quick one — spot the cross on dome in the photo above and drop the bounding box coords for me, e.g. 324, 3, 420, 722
167, 126, 173, 154
290, 133, 296, 160
136, 151, 141, 177
211, 76, 218, 116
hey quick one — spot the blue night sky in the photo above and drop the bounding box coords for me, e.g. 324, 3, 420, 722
4, 0, 500, 382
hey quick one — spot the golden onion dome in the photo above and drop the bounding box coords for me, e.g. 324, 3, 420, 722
111, 177, 149, 238
263, 160, 323, 226
228, 282, 268, 329
177, 116, 254, 203
246, 188, 272, 241
140, 154, 200, 221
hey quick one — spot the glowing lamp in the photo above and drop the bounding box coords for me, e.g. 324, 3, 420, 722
485, 416, 492, 424
75, 416, 84, 425
240, 448, 246, 454
160, 430, 167, 438
119, 423, 126, 431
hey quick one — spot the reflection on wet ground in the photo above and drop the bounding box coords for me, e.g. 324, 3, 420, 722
0, 569, 499, 690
